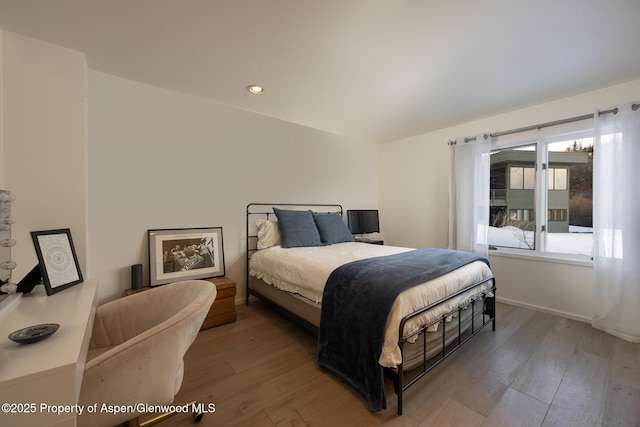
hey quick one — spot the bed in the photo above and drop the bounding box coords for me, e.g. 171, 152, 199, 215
245, 203, 496, 414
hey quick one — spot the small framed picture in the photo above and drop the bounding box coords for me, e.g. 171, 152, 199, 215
148, 227, 225, 287
31, 228, 83, 295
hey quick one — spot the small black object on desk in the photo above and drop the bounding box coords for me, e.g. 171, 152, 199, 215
8, 323, 60, 344
16, 265, 43, 294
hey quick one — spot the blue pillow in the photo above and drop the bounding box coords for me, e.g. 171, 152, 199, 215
314, 213, 354, 244
273, 208, 323, 248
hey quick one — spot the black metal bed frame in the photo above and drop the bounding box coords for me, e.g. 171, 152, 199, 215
387, 276, 495, 414
245, 203, 496, 415
245, 203, 344, 304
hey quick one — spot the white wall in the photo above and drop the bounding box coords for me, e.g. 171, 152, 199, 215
88, 71, 379, 303
379, 78, 640, 321
2, 32, 87, 280
2, 31, 379, 304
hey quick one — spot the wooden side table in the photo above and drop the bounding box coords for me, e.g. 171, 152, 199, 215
125, 276, 237, 330
201, 277, 237, 330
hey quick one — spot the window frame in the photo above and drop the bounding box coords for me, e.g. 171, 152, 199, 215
489, 129, 594, 263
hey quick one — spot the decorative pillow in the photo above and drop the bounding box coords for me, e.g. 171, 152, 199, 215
256, 219, 281, 249
313, 213, 354, 244
272, 208, 323, 248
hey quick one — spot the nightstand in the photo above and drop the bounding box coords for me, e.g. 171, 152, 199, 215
201, 277, 237, 330
125, 276, 236, 330
354, 237, 384, 245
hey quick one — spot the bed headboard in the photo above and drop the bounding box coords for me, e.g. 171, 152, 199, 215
245, 203, 343, 304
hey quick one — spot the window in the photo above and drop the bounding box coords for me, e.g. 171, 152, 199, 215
548, 209, 567, 221
488, 134, 593, 258
510, 209, 535, 221
548, 168, 567, 190
510, 167, 535, 189
490, 144, 536, 250
546, 137, 592, 256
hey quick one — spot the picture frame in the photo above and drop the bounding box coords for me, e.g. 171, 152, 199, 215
30, 228, 84, 296
148, 227, 225, 287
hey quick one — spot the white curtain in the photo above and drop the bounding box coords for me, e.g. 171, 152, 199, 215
448, 134, 491, 257
592, 102, 640, 342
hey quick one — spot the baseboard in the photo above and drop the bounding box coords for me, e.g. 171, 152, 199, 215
591, 323, 640, 343
496, 296, 592, 324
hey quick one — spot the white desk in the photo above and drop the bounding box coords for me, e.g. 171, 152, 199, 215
0, 280, 98, 427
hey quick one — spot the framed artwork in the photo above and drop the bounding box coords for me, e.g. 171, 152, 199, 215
30, 228, 83, 295
148, 227, 225, 287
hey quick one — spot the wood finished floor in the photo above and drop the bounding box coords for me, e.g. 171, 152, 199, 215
155, 301, 640, 427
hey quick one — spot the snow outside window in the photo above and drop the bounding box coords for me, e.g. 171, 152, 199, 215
488, 134, 593, 259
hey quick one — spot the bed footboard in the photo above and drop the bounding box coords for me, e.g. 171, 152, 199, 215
385, 276, 496, 415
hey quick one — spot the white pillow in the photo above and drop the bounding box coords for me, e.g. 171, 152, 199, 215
256, 219, 281, 249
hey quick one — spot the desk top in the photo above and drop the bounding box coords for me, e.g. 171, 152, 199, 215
0, 280, 97, 390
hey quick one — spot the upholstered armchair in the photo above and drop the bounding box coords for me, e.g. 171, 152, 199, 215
77, 280, 217, 427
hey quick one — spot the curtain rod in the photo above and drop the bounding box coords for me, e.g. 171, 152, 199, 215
448, 103, 639, 145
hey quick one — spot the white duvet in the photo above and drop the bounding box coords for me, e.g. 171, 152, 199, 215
249, 242, 493, 367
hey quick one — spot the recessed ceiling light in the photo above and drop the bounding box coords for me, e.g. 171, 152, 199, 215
247, 85, 266, 95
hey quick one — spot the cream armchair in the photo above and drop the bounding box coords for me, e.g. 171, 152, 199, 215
78, 280, 217, 427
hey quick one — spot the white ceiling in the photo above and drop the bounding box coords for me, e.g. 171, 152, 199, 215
1, 0, 640, 143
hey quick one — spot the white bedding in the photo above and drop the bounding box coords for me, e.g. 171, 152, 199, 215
249, 242, 493, 367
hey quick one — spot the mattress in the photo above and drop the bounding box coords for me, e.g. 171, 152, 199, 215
249, 242, 493, 367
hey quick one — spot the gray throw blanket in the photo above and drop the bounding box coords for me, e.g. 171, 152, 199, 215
317, 247, 489, 411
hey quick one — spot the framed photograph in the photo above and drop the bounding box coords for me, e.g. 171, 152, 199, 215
30, 229, 84, 295
148, 227, 225, 287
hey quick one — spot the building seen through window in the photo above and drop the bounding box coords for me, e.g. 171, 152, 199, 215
489, 137, 593, 256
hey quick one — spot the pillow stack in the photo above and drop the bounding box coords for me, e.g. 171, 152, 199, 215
256, 208, 354, 249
